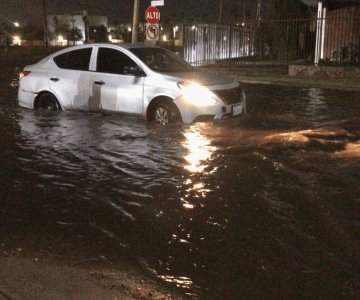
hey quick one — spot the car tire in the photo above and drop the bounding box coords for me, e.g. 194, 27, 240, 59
150, 100, 180, 125
35, 93, 60, 111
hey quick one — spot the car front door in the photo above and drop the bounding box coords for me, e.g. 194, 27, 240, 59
49, 47, 93, 110
90, 47, 145, 114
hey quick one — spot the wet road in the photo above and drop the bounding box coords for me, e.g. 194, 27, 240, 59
1, 69, 359, 299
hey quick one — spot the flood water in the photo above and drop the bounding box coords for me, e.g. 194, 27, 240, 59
1, 69, 359, 299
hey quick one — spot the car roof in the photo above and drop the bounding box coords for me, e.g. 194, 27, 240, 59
54, 43, 159, 52
34, 43, 165, 67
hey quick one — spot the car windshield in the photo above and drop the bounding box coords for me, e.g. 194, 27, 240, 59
130, 47, 195, 73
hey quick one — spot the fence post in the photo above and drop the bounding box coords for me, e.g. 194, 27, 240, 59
229, 25, 232, 70
4, 33, 7, 53
259, 22, 262, 63
315, 1, 323, 66
321, 8, 327, 59
183, 23, 186, 62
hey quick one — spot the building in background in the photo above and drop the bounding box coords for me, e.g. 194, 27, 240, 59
47, 10, 108, 46
323, 2, 359, 63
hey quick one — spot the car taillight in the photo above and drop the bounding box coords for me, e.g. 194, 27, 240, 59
19, 71, 31, 79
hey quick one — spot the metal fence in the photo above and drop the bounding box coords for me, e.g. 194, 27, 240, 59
183, 9, 360, 67
183, 23, 255, 66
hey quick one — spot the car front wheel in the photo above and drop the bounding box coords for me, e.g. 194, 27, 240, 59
151, 101, 180, 125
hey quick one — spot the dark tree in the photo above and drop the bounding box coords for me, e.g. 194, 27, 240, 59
265, 0, 309, 19
256, 0, 314, 61
90, 25, 107, 43
21, 24, 44, 42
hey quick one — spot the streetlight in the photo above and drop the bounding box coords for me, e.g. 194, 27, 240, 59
219, 0, 223, 23
42, 0, 49, 49
13, 22, 20, 27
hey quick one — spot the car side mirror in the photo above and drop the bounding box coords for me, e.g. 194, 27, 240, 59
123, 65, 143, 77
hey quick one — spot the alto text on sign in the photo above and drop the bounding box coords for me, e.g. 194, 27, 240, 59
145, 6, 160, 25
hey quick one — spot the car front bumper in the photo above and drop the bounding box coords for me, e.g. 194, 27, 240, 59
175, 96, 247, 124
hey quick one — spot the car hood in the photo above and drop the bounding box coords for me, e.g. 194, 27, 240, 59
162, 71, 234, 86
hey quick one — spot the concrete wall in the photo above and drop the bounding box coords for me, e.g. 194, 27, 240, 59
289, 64, 360, 78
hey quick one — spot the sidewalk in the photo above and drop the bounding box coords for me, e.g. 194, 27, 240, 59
205, 66, 360, 92
0, 255, 183, 300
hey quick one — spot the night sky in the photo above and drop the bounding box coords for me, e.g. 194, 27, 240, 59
0, 0, 257, 26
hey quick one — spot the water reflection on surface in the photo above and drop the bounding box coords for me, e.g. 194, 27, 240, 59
307, 88, 326, 117
180, 123, 217, 210
1, 78, 360, 299
182, 123, 217, 173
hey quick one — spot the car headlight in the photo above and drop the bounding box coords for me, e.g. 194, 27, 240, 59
178, 81, 219, 106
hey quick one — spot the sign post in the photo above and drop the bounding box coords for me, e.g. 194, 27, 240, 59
145, 5, 161, 44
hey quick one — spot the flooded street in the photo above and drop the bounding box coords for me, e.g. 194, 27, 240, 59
1, 69, 359, 298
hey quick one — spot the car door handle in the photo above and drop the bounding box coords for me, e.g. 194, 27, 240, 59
50, 77, 59, 82
94, 80, 105, 86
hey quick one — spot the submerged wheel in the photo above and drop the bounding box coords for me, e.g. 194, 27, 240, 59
150, 100, 180, 125
35, 93, 60, 111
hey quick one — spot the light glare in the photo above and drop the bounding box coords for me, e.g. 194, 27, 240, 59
179, 82, 218, 106
13, 35, 21, 45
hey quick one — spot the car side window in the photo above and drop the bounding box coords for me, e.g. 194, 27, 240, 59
53, 48, 92, 71
97, 47, 138, 75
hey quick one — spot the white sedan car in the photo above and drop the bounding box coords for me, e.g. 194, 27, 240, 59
18, 44, 246, 125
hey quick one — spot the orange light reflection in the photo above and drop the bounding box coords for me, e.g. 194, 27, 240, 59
180, 124, 217, 209
182, 125, 217, 173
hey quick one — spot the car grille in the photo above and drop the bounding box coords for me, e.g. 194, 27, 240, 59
212, 85, 244, 105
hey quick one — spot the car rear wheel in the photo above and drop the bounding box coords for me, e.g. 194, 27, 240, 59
35, 93, 60, 111
151, 101, 180, 125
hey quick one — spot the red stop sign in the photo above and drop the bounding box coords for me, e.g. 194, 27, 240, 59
145, 6, 160, 25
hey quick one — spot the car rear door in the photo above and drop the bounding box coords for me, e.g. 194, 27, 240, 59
90, 46, 144, 114
49, 47, 93, 110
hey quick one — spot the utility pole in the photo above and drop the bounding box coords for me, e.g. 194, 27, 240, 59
0, 23, 8, 53
256, 0, 262, 26
71, 16, 75, 45
218, 0, 223, 23
42, 0, 49, 50
4, 32, 7, 53
243, 0, 246, 24
83, 15, 89, 44
132, 0, 139, 43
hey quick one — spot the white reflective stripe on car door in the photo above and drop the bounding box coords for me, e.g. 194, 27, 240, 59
48, 70, 91, 110
90, 73, 144, 114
